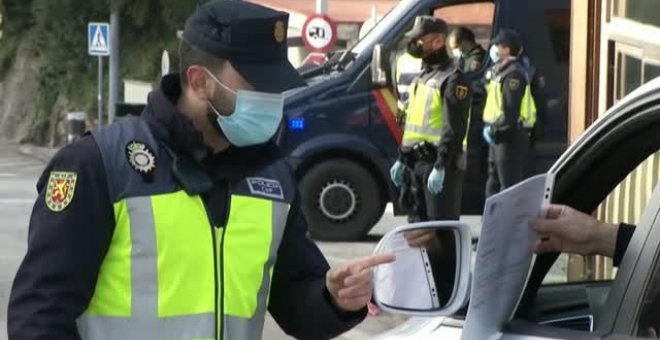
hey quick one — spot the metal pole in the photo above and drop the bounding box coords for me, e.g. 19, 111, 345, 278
109, 9, 120, 124
315, 0, 327, 14
98, 56, 103, 127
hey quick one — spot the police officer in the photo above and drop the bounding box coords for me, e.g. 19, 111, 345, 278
390, 16, 471, 224
482, 29, 537, 197
7, 2, 394, 339
447, 26, 489, 185
447, 26, 487, 75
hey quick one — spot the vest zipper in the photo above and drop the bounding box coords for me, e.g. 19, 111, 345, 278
211, 225, 220, 339
219, 180, 232, 339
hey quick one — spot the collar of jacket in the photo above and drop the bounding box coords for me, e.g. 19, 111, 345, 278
141, 74, 284, 182
493, 58, 521, 77
142, 74, 210, 160
422, 50, 452, 73
467, 45, 485, 57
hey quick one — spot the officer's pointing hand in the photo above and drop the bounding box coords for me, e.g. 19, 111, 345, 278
326, 253, 396, 312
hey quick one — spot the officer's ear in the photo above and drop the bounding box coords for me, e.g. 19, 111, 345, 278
185, 65, 213, 101
432, 33, 446, 50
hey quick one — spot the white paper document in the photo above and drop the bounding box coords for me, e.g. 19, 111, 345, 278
461, 174, 554, 340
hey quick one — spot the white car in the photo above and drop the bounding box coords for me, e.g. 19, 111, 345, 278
371, 77, 660, 340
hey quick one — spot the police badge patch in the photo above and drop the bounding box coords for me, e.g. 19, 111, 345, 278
508, 78, 521, 90
46, 171, 77, 212
469, 60, 480, 71
456, 85, 469, 100
274, 20, 286, 43
126, 141, 156, 175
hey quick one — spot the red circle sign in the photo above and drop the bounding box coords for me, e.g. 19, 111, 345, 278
302, 14, 337, 53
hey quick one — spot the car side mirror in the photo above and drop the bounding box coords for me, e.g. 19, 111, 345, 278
371, 44, 391, 87
372, 221, 472, 317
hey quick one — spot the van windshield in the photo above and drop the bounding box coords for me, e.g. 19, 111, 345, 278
350, 0, 417, 56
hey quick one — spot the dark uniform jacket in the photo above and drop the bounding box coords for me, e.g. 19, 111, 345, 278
7, 75, 366, 340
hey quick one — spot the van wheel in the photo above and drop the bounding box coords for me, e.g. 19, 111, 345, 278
300, 159, 385, 241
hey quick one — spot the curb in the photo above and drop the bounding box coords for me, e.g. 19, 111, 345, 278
17, 145, 59, 163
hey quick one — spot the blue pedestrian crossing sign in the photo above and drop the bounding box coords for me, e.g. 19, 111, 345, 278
88, 23, 110, 56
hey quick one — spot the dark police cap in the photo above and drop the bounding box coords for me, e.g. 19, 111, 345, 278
183, 0, 306, 93
404, 16, 448, 39
492, 29, 522, 51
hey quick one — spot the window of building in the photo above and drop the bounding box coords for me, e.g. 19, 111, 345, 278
614, 0, 660, 28
623, 54, 643, 98
644, 62, 660, 83
612, 44, 660, 103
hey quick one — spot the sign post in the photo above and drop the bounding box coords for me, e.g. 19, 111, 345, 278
88, 22, 111, 127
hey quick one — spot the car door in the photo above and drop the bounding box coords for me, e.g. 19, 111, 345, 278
499, 78, 660, 339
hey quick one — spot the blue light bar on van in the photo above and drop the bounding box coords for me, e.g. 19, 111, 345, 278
289, 117, 306, 131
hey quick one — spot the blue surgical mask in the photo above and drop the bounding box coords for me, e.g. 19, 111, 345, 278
489, 45, 501, 63
205, 69, 284, 147
451, 48, 463, 60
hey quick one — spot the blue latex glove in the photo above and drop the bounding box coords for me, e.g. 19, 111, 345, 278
483, 126, 495, 145
390, 160, 405, 187
427, 167, 446, 194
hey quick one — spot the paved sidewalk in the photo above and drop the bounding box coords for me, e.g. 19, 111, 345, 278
16, 144, 59, 163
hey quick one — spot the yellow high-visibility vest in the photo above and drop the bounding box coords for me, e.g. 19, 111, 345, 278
78, 117, 292, 340
402, 68, 469, 150
483, 63, 537, 128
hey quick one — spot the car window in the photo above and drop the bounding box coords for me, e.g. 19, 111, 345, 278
638, 259, 660, 338
543, 151, 660, 286
433, 3, 495, 48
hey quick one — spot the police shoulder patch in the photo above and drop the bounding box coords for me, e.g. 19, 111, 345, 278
538, 76, 546, 88
247, 177, 284, 200
469, 60, 480, 71
508, 78, 521, 90
455, 85, 469, 100
45, 171, 77, 212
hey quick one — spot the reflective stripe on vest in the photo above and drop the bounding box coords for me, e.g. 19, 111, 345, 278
77, 192, 289, 340
396, 53, 422, 110
483, 66, 537, 128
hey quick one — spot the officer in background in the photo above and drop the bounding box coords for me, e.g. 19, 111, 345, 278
7, 2, 394, 339
447, 26, 488, 184
447, 26, 487, 75
482, 29, 537, 197
390, 16, 471, 224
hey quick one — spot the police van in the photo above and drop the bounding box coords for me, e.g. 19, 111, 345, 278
279, 0, 570, 241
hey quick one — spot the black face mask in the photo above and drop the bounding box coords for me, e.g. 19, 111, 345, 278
407, 40, 425, 58
423, 46, 450, 65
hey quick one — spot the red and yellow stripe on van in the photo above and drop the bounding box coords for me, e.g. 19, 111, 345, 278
372, 87, 403, 145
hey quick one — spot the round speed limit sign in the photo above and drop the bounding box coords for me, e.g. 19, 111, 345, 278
302, 14, 337, 53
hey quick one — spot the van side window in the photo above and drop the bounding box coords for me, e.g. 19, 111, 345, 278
544, 9, 571, 64
433, 3, 495, 48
